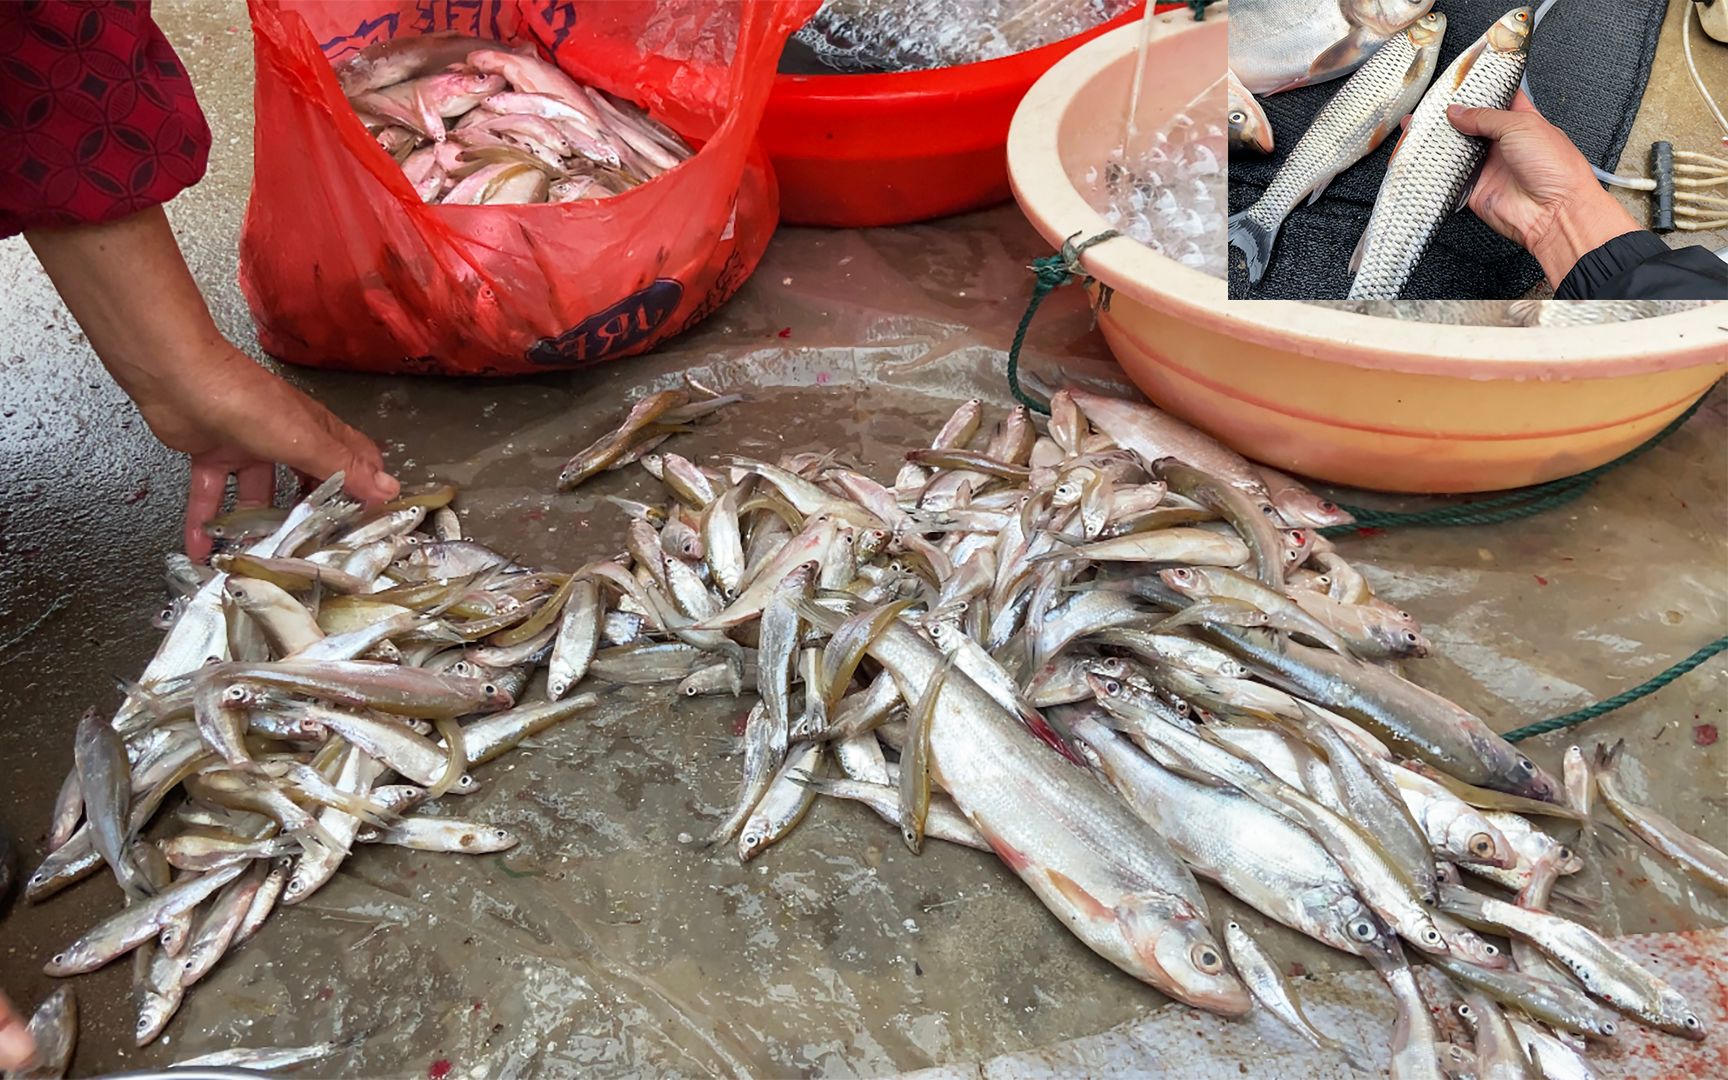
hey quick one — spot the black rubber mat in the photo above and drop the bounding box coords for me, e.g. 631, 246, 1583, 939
1226, 0, 1665, 300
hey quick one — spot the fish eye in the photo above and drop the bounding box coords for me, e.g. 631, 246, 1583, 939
483, 683, 499, 695
1404, 631, 1420, 643
1190, 944, 1224, 974
1683, 1016, 1700, 1030
1103, 679, 1121, 695
1468, 833, 1494, 857
1456, 1003, 1474, 1022
1481, 942, 1498, 956
494, 830, 509, 840
287, 878, 305, 895
1348, 919, 1376, 941
1319, 501, 1338, 512
1557, 845, 1573, 861
683, 686, 699, 696
1516, 757, 1535, 773
52, 952, 66, 965
1228, 111, 1246, 125
1422, 927, 1442, 945
222, 685, 248, 703
1226, 921, 1239, 931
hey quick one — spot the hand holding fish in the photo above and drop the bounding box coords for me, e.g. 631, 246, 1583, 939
1446, 91, 1642, 287
146, 350, 400, 563
23, 207, 398, 563
0, 990, 33, 1071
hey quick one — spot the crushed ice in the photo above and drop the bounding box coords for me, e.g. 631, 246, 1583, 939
794, 0, 1137, 73
1087, 76, 1228, 279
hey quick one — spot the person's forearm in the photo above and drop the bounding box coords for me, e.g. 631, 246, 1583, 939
24, 206, 236, 408
1524, 186, 1642, 288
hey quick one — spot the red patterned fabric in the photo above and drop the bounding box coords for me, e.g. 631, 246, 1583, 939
0, 0, 211, 239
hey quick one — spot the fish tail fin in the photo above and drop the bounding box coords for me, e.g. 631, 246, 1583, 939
1226, 210, 1278, 286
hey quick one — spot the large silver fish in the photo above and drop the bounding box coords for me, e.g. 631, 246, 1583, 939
1349, 8, 1535, 300
799, 603, 1251, 1017
1230, 0, 1436, 96
1229, 13, 1446, 285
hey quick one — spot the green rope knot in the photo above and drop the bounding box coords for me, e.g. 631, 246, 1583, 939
1009, 229, 1123, 416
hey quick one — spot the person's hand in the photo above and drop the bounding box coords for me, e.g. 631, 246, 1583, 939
1447, 91, 1642, 286
22, 207, 398, 563
0, 990, 35, 1072
131, 346, 400, 561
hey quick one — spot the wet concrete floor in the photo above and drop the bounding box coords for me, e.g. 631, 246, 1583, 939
0, 2, 1724, 1076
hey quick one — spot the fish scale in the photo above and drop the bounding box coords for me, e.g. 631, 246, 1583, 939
1349, 8, 1533, 300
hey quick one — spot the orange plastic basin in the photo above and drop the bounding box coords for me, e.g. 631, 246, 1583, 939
1007, 14, 1727, 494
762, 4, 1173, 228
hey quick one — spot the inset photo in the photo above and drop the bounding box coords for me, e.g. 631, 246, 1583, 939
1227, 0, 1728, 308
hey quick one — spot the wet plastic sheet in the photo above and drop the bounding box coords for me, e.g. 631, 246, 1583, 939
18, 207, 1726, 1077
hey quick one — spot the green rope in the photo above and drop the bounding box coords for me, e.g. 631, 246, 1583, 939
1186, 0, 1219, 19
1319, 390, 1713, 536
1503, 636, 1728, 743
1008, 229, 1122, 416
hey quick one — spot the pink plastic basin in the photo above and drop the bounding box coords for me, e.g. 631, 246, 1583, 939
1006, 13, 1727, 494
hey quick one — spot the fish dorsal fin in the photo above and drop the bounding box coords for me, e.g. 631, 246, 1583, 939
1451, 41, 1488, 91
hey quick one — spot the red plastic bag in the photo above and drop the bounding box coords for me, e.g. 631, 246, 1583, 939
239, 0, 814, 375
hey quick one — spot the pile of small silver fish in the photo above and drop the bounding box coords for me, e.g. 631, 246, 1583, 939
336, 32, 692, 205
553, 385, 1718, 1078
16, 476, 600, 1070
1227, 4, 1539, 299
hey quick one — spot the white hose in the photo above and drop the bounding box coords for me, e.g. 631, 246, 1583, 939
1520, 0, 1717, 189
1684, 0, 1728, 139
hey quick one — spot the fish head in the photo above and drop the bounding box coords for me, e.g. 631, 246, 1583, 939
1225, 72, 1273, 156
1653, 989, 1707, 1041
1226, 105, 1273, 157
1491, 743, 1563, 803
1156, 566, 1203, 597
1313, 888, 1400, 958
1125, 900, 1252, 1016
1406, 10, 1447, 48
1437, 921, 1506, 968
1368, 621, 1430, 659
1350, 0, 1436, 36
136, 989, 180, 1046
1488, 7, 1535, 53
45, 941, 97, 976
473, 677, 517, 712
1274, 487, 1355, 528
1454, 819, 1516, 869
